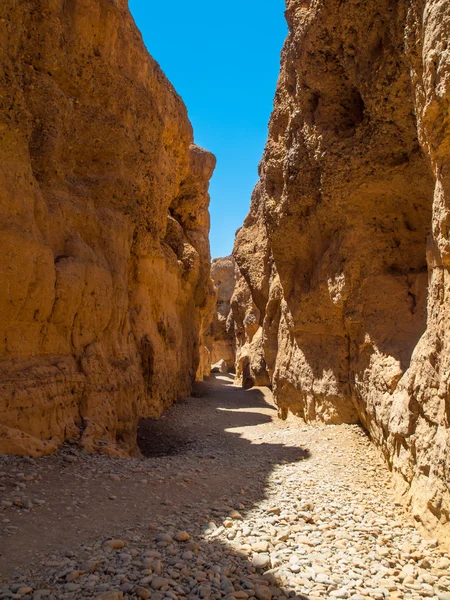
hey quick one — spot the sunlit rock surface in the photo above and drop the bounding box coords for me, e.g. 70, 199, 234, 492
0, 0, 215, 456
232, 0, 450, 544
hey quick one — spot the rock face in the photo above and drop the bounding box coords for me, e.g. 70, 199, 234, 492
0, 0, 215, 457
233, 0, 450, 544
231, 260, 271, 389
210, 256, 236, 371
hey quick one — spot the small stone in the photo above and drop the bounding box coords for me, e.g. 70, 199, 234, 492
229, 510, 243, 520
135, 587, 151, 599
186, 541, 200, 551
252, 541, 270, 553
151, 577, 169, 590
81, 560, 101, 573
95, 593, 124, 600
252, 554, 270, 569
66, 571, 83, 582
156, 534, 173, 544
329, 590, 349, 599
118, 552, 131, 562
103, 539, 126, 549
266, 508, 281, 516
254, 585, 272, 600
175, 531, 190, 542
199, 584, 212, 598
436, 558, 450, 570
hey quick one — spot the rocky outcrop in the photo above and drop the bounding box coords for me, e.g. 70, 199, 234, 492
231, 259, 270, 389
210, 256, 236, 371
195, 276, 216, 382
0, 0, 215, 457
233, 0, 450, 544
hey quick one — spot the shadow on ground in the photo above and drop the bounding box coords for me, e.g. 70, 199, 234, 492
137, 375, 278, 458
1, 374, 311, 599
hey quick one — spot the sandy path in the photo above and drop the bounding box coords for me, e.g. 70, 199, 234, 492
0, 376, 449, 600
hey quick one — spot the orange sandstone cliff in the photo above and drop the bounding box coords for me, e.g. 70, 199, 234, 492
232, 0, 450, 543
210, 256, 236, 371
0, 0, 215, 457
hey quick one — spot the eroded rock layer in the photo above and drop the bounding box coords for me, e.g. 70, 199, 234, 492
0, 0, 215, 457
210, 256, 236, 371
233, 0, 450, 543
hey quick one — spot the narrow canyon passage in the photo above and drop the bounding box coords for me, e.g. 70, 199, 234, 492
2, 2, 450, 600
1, 376, 449, 600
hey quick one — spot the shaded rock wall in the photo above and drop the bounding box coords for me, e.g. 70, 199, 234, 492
0, 0, 215, 456
231, 258, 270, 389
210, 256, 236, 370
233, 0, 450, 544
195, 272, 216, 381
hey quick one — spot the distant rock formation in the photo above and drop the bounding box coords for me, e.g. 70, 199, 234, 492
231, 264, 271, 390
232, 0, 450, 545
0, 0, 215, 456
210, 256, 236, 372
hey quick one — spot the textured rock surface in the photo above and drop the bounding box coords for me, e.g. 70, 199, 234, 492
231, 258, 270, 389
195, 278, 216, 381
0, 0, 215, 457
210, 256, 236, 371
233, 0, 450, 544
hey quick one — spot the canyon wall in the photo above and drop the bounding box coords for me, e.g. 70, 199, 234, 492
233, 0, 450, 543
0, 0, 215, 457
210, 256, 236, 371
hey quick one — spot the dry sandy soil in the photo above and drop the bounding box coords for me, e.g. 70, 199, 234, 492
0, 376, 449, 600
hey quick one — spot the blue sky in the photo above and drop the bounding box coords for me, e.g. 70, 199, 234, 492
129, 0, 288, 259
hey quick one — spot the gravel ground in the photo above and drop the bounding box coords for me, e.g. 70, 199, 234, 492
0, 375, 449, 600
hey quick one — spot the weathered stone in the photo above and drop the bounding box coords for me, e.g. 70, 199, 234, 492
210, 256, 237, 370
254, 584, 272, 600
252, 554, 271, 569
0, 0, 215, 458
175, 531, 190, 542
252, 542, 270, 553
229, 510, 243, 520
151, 577, 169, 591
231, 0, 450, 548
95, 593, 123, 600
103, 540, 126, 550
155, 534, 173, 544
